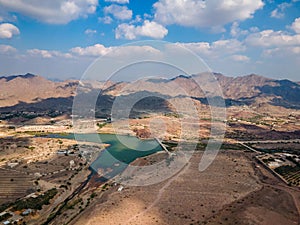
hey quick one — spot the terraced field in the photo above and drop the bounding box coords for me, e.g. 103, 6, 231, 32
275, 165, 300, 186
0, 168, 34, 205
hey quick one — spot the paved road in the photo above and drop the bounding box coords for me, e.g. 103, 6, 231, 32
236, 141, 261, 153
241, 139, 300, 144
155, 137, 172, 156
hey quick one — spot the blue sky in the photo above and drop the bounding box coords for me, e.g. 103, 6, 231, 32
0, 0, 299, 80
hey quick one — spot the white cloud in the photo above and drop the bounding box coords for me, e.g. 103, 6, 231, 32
291, 17, 300, 34
104, 0, 129, 3
2, 40, 299, 81
84, 29, 97, 35
0, 44, 17, 54
292, 46, 300, 54
27, 49, 72, 58
263, 46, 300, 57
249, 26, 259, 33
246, 30, 300, 47
99, 16, 113, 24
131, 15, 142, 24
0, 0, 98, 24
271, 9, 283, 19
144, 13, 152, 19
71, 44, 112, 57
104, 4, 132, 20
245, 19, 300, 61
70, 44, 161, 58
270, 2, 291, 19
210, 39, 246, 54
231, 54, 250, 62
28, 49, 52, 58
177, 39, 245, 58
230, 22, 249, 37
115, 20, 168, 40
153, 0, 264, 28
210, 26, 226, 33
22, 44, 162, 60
0, 10, 17, 23
0, 23, 19, 39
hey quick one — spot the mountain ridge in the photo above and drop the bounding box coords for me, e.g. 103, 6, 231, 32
0, 73, 299, 111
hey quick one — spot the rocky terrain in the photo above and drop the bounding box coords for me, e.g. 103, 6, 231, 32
0, 73, 299, 113
0, 73, 299, 225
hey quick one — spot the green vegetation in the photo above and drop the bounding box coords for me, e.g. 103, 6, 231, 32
287, 156, 300, 166
90, 193, 97, 199
97, 122, 107, 129
251, 146, 299, 154
196, 141, 206, 150
102, 183, 108, 190
162, 141, 178, 151
162, 140, 247, 152
262, 158, 275, 163
0, 212, 11, 221
21, 131, 48, 137
138, 115, 150, 119
0, 202, 14, 213
221, 142, 247, 150
275, 165, 296, 174
19, 131, 69, 137
164, 113, 182, 118
275, 165, 300, 186
225, 130, 257, 141
13, 188, 58, 211
24, 146, 35, 151
247, 115, 263, 124
62, 198, 82, 211
196, 141, 247, 151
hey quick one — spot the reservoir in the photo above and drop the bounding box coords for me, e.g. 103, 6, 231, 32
50, 133, 163, 179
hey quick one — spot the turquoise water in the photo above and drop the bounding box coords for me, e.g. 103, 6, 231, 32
50, 133, 162, 179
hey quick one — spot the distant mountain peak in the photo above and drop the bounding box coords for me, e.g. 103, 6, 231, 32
23, 73, 36, 78
170, 74, 191, 81
0, 73, 38, 82
241, 73, 272, 80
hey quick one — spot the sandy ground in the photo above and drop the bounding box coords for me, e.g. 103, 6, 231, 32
73, 151, 272, 225
205, 155, 300, 225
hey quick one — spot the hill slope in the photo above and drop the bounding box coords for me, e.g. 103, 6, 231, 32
0, 73, 299, 111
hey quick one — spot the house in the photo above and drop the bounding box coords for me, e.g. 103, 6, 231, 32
9, 214, 23, 224
57, 150, 68, 155
7, 162, 19, 168
25, 193, 38, 199
21, 209, 33, 216
118, 185, 124, 192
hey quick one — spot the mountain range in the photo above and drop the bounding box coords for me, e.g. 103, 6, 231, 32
0, 73, 299, 115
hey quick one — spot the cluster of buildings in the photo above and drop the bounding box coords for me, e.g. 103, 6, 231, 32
258, 153, 299, 169
0, 209, 33, 225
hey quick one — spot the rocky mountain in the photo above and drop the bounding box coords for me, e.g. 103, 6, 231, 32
108, 72, 300, 109
0, 73, 78, 107
0, 73, 299, 113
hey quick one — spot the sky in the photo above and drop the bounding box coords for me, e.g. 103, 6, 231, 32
0, 0, 299, 81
